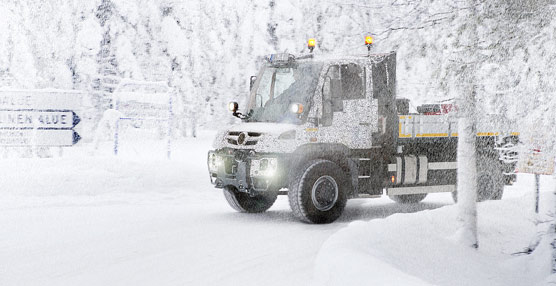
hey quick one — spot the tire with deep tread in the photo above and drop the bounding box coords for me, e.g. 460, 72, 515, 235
389, 193, 428, 204
223, 186, 278, 213
288, 159, 348, 224
452, 157, 504, 203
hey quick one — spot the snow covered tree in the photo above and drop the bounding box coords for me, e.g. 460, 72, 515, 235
453, 0, 480, 249
520, 6, 556, 272
73, 13, 103, 91
0, 1, 38, 88
93, 0, 119, 113
448, 0, 547, 249
27, 0, 75, 89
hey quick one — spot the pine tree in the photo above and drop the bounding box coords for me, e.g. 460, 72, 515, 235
3, 1, 38, 88
93, 0, 119, 115
73, 13, 103, 91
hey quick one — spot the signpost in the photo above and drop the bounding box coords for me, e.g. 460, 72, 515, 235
112, 80, 173, 159
0, 89, 82, 147
517, 136, 555, 214
516, 133, 556, 273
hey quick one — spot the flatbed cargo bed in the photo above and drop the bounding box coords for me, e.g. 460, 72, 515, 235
398, 115, 519, 139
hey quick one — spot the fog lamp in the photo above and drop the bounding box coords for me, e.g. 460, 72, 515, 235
250, 158, 278, 177
208, 152, 223, 172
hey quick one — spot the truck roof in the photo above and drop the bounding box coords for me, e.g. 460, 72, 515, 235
266, 51, 395, 67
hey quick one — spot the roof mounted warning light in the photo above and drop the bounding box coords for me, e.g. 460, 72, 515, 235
266, 53, 295, 67
365, 36, 373, 54
308, 38, 316, 53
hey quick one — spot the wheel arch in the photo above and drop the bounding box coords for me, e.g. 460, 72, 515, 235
290, 143, 355, 196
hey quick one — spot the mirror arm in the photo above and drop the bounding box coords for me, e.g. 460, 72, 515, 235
308, 117, 319, 126
232, 110, 252, 120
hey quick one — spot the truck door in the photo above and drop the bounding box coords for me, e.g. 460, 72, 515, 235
370, 52, 397, 152
319, 62, 376, 149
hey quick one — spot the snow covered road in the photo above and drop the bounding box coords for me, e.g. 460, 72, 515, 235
0, 195, 451, 286
0, 132, 451, 286
0, 132, 550, 285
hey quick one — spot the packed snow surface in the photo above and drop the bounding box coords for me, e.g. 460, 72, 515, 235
0, 131, 553, 285
313, 174, 554, 286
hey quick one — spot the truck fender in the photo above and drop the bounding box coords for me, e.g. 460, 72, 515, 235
289, 143, 355, 196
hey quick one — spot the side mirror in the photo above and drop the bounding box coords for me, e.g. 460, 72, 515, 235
228, 101, 239, 113
249, 76, 257, 91
229, 102, 251, 120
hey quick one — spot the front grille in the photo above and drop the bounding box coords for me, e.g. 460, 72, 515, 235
226, 131, 262, 146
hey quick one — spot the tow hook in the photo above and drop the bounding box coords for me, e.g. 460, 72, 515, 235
245, 188, 257, 197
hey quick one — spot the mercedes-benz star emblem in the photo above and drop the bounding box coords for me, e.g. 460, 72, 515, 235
237, 132, 247, 145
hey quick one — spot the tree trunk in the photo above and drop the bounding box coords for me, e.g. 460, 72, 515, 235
552, 120, 556, 272
456, 84, 479, 249
552, 171, 556, 273
452, 0, 481, 249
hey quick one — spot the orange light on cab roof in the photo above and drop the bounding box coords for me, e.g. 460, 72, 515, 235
391, 175, 395, 183
365, 36, 373, 45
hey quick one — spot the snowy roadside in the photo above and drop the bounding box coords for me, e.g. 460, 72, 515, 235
312, 174, 554, 286
0, 130, 214, 206
1, 130, 553, 286
0, 130, 344, 286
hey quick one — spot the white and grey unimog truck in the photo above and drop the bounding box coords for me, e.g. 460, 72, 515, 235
207, 44, 517, 224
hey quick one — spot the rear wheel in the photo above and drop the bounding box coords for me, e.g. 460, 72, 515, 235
223, 186, 278, 213
288, 159, 348, 224
389, 193, 428, 204
452, 157, 504, 203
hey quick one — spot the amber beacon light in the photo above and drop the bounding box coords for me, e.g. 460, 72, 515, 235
308, 38, 316, 53
365, 36, 373, 53
365, 36, 373, 45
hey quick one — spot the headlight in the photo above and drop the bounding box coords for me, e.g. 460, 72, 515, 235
208, 152, 223, 172
250, 157, 278, 177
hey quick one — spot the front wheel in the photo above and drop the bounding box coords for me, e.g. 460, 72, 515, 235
223, 186, 278, 213
288, 159, 348, 224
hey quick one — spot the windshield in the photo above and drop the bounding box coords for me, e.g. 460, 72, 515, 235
247, 62, 322, 124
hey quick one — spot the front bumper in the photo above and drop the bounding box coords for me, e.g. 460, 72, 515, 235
207, 148, 289, 193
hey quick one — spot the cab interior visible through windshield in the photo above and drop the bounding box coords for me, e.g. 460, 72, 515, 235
247, 63, 322, 124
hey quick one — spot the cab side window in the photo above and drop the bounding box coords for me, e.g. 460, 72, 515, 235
372, 61, 387, 99
341, 63, 365, 100
326, 65, 343, 112
321, 63, 365, 126
323, 63, 365, 110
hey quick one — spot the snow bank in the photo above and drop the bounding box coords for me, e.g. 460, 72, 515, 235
313, 175, 554, 286
0, 130, 214, 200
